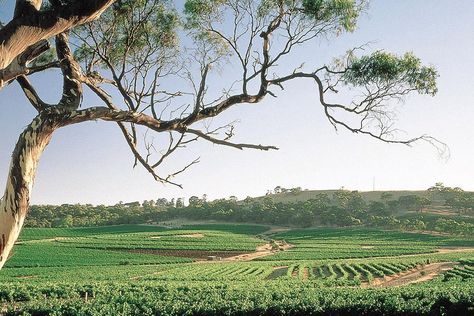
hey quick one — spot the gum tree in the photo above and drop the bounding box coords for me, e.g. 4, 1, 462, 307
0, 0, 442, 269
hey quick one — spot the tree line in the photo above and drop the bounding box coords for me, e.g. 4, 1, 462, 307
25, 184, 474, 236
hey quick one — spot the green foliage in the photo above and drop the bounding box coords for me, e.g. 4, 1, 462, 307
24, 190, 474, 236
184, 0, 226, 27
19, 225, 168, 241
261, 227, 474, 261
5, 243, 189, 268
180, 223, 270, 235
1, 279, 474, 315
29, 47, 56, 67
344, 51, 438, 95
301, 0, 362, 32
75, 0, 179, 67
53, 229, 265, 251
443, 265, 474, 282
256, 0, 363, 34
258, 227, 449, 261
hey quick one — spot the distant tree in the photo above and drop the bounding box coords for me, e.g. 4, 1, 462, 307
380, 192, 394, 202
446, 191, 474, 215
142, 200, 156, 208
428, 183, 463, 201
346, 191, 366, 212
168, 199, 176, 208
53, 214, 74, 228
156, 198, 169, 207
402, 219, 426, 231
124, 201, 141, 207
398, 195, 421, 212
418, 197, 431, 213
428, 182, 446, 191
332, 190, 350, 208
386, 200, 400, 213
188, 196, 202, 207
368, 201, 389, 216
175, 198, 185, 208
289, 187, 303, 195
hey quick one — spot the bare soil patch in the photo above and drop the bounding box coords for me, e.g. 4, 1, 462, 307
175, 233, 205, 238
437, 247, 474, 254
223, 240, 293, 262
150, 234, 204, 239
363, 262, 455, 288
426, 209, 458, 216
256, 243, 272, 252
302, 267, 309, 280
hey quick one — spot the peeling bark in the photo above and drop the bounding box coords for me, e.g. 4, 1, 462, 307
0, 112, 58, 269
0, 107, 161, 269
0, 0, 116, 88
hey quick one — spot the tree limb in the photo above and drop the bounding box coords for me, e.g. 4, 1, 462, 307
0, 0, 116, 87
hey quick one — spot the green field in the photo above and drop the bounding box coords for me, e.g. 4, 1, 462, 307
258, 227, 474, 261
1, 224, 474, 315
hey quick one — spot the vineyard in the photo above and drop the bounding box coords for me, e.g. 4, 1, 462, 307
1, 224, 474, 315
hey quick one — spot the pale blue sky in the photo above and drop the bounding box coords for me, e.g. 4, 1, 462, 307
0, 1, 473, 205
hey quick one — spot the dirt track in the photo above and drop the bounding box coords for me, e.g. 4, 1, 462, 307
363, 262, 455, 288
222, 241, 293, 262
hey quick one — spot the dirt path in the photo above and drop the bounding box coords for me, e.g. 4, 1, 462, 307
215, 226, 293, 262
363, 262, 455, 288
437, 247, 474, 254
222, 241, 292, 262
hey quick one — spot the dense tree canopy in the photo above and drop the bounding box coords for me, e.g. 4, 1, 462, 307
25, 189, 474, 236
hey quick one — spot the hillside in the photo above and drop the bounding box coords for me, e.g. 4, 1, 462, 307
257, 190, 431, 204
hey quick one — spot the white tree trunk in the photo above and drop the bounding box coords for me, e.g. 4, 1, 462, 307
0, 106, 174, 270
0, 114, 56, 269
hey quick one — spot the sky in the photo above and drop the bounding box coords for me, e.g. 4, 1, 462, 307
0, 1, 473, 205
